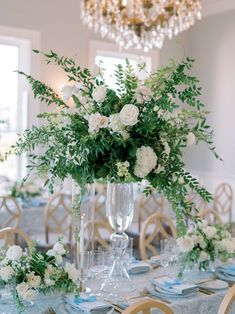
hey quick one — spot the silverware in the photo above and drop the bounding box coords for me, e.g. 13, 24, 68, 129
43, 306, 56, 314
198, 287, 215, 295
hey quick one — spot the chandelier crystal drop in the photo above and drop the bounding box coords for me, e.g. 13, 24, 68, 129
81, 0, 202, 51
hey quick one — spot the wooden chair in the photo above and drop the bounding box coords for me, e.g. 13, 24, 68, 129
218, 284, 235, 314
0, 196, 21, 228
137, 192, 165, 233
83, 219, 112, 251
93, 186, 107, 222
0, 227, 32, 253
44, 193, 72, 244
140, 213, 177, 260
122, 299, 173, 314
200, 208, 223, 225
213, 183, 233, 224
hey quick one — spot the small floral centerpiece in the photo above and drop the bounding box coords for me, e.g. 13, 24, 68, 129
7, 50, 220, 233
177, 220, 235, 271
0, 241, 79, 313
10, 181, 43, 201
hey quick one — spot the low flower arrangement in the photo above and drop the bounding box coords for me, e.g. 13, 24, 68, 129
0, 241, 79, 312
7, 50, 220, 233
177, 220, 235, 271
10, 181, 43, 201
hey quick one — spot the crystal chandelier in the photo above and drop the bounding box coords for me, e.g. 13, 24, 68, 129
81, 0, 202, 51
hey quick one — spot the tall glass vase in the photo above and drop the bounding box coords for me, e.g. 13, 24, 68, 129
101, 182, 135, 297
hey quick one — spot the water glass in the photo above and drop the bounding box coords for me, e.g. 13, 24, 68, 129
87, 250, 105, 295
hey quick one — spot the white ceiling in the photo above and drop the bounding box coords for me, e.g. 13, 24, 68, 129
202, 0, 235, 17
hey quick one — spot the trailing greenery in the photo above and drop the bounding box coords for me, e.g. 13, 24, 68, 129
7, 50, 220, 235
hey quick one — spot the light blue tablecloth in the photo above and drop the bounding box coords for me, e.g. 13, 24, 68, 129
1, 267, 235, 314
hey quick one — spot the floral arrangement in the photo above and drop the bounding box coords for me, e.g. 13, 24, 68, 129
8, 50, 220, 233
0, 241, 79, 312
10, 181, 43, 201
177, 220, 235, 271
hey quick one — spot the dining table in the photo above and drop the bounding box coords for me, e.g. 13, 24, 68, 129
1, 264, 234, 314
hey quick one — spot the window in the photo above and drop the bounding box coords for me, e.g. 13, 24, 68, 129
0, 26, 40, 182
89, 40, 158, 90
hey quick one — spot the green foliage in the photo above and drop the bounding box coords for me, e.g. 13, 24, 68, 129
7, 51, 221, 234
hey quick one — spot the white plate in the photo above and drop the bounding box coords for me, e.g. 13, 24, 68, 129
201, 279, 228, 290
58, 302, 114, 314
216, 271, 235, 283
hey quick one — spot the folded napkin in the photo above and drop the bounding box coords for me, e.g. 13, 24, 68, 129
152, 276, 197, 295
216, 264, 235, 277
128, 261, 151, 274
64, 294, 113, 313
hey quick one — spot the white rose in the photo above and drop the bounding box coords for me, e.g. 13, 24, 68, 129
119, 104, 139, 126
53, 242, 66, 255
61, 85, 74, 101
92, 85, 107, 103
27, 272, 41, 288
88, 113, 108, 133
134, 146, 157, 178
199, 251, 209, 262
6, 245, 23, 261
0, 266, 14, 282
65, 263, 79, 284
177, 236, 194, 252
187, 132, 196, 146
135, 84, 153, 104
109, 114, 125, 133
22, 288, 36, 301
203, 226, 217, 239
16, 282, 29, 297
92, 64, 102, 77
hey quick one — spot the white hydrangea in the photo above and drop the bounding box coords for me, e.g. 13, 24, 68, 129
196, 234, 207, 249
119, 104, 139, 126
219, 239, 235, 253
109, 114, 129, 139
6, 245, 23, 261
177, 235, 195, 252
134, 146, 157, 178
92, 85, 107, 103
0, 265, 14, 282
203, 226, 217, 239
199, 251, 209, 262
187, 132, 196, 146
22, 288, 36, 301
88, 113, 109, 134
65, 262, 79, 284
134, 84, 153, 104
16, 282, 36, 301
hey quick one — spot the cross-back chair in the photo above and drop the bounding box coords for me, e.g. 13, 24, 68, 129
0, 196, 21, 229
140, 212, 177, 260
0, 227, 32, 253
122, 299, 173, 314
218, 284, 235, 314
213, 183, 233, 224
200, 208, 223, 225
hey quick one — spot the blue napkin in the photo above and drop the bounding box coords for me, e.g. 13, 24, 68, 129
128, 261, 151, 274
216, 264, 235, 277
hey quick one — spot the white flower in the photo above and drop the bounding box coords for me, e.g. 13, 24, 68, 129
134, 146, 157, 178
27, 272, 41, 288
119, 104, 139, 126
0, 266, 14, 282
53, 242, 66, 255
44, 265, 55, 286
16, 282, 29, 297
187, 132, 196, 146
22, 288, 36, 301
178, 177, 184, 184
199, 251, 209, 262
135, 84, 153, 104
72, 84, 89, 106
55, 254, 63, 265
61, 85, 74, 101
6, 245, 23, 261
47, 249, 56, 257
196, 235, 206, 249
92, 64, 102, 77
65, 263, 79, 284
220, 239, 235, 253
92, 85, 107, 103
109, 114, 125, 133
203, 226, 217, 239
177, 236, 195, 252
88, 113, 108, 134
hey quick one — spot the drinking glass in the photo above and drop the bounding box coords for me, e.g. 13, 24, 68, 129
88, 250, 105, 295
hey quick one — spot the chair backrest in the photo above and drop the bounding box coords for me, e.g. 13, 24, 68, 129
218, 284, 235, 314
213, 183, 233, 223
186, 191, 208, 213
83, 219, 112, 251
137, 192, 165, 233
44, 193, 72, 243
140, 212, 177, 260
200, 208, 223, 225
122, 299, 173, 314
0, 196, 21, 229
93, 187, 107, 222
0, 227, 32, 252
